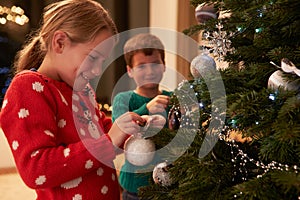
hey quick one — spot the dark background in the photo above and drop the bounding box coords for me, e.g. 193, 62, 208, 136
0, 0, 150, 105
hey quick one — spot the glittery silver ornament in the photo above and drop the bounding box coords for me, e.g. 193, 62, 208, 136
190, 53, 217, 79
124, 136, 156, 166
195, 3, 218, 24
268, 70, 300, 92
152, 161, 173, 186
168, 104, 181, 130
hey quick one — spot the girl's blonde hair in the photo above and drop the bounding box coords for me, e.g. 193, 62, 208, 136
14, 0, 118, 74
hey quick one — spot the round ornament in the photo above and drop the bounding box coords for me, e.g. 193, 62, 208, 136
281, 58, 300, 76
124, 136, 156, 166
195, 3, 218, 24
168, 104, 181, 130
152, 161, 173, 186
190, 53, 217, 79
267, 70, 300, 92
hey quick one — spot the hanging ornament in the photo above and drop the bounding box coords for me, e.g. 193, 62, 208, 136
168, 104, 181, 130
124, 115, 166, 166
124, 136, 155, 166
190, 53, 217, 79
267, 70, 300, 92
195, 3, 218, 24
152, 161, 173, 186
268, 58, 300, 92
280, 58, 300, 76
203, 22, 235, 61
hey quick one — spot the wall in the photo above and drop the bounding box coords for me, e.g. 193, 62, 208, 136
0, 128, 15, 171
149, 0, 198, 90
149, 0, 179, 91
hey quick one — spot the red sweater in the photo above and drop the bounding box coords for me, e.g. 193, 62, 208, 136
0, 71, 120, 199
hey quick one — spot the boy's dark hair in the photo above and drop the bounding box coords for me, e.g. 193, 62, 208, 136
123, 33, 165, 67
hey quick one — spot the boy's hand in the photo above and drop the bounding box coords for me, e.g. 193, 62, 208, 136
146, 95, 170, 114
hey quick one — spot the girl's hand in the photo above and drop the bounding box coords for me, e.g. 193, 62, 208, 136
139, 114, 166, 138
141, 114, 166, 130
108, 112, 145, 147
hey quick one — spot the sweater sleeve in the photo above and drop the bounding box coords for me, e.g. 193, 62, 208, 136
0, 73, 115, 189
100, 111, 113, 133
112, 91, 149, 122
131, 103, 149, 116
111, 92, 131, 122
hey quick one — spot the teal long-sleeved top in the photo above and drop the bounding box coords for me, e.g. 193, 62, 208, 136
112, 90, 172, 193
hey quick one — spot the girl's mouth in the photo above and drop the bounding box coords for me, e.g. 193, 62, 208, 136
81, 73, 89, 80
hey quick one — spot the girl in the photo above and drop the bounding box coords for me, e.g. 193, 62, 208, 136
0, 0, 148, 199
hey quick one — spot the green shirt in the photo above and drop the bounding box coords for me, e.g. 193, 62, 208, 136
112, 90, 172, 193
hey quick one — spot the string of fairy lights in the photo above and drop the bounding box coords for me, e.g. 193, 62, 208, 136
178, 80, 299, 197
0, 5, 29, 26
219, 127, 299, 198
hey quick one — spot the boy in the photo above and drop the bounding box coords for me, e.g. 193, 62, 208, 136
112, 33, 172, 200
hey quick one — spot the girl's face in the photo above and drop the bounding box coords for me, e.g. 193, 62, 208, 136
57, 29, 114, 91
127, 50, 165, 90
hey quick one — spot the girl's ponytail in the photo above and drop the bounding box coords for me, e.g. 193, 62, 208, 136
13, 33, 45, 74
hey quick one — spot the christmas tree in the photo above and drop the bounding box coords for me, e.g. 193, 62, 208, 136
139, 0, 300, 199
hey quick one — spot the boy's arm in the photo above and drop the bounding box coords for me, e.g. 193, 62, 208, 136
112, 92, 149, 122
132, 103, 149, 116
112, 92, 130, 122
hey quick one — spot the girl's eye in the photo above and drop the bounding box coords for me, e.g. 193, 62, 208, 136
89, 55, 97, 61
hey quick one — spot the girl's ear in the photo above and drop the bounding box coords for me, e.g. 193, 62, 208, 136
127, 65, 134, 78
52, 30, 69, 54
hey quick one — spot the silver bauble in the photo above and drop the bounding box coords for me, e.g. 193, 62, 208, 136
195, 3, 218, 24
268, 70, 300, 91
124, 136, 156, 166
152, 161, 173, 186
190, 53, 217, 79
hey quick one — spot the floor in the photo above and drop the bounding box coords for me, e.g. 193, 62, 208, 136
0, 154, 125, 200
0, 172, 37, 200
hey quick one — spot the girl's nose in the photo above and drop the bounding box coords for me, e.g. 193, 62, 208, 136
91, 61, 102, 76
91, 67, 101, 76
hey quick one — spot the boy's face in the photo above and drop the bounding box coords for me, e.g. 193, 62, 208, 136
127, 50, 165, 89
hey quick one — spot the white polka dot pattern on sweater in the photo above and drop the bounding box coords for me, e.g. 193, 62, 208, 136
97, 168, 104, 176
58, 119, 66, 128
31, 150, 39, 157
101, 185, 108, 194
72, 104, 79, 112
44, 130, 54, 137
2, 99, 7, 109
85, 160, 93, 169
64, 148, 70, 157
35, 175, 46, 185
79, 128, 86, 136
32, 81, 44, 92
12, 140, 19, 150
57, 89, 68, 106
61, 177, 82, 189
18, 108, 29, 118
0, 73, 119, 199
72, 194, 82, 200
